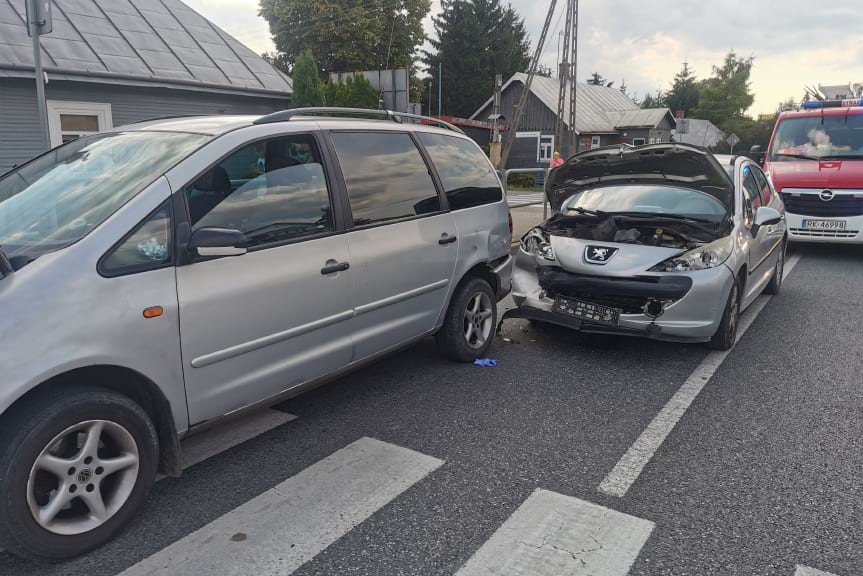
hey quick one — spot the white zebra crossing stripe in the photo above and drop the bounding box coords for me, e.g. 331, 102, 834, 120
122, 437, 443, 576
507, 193, 545, 207
795, 566, 842, 576
454, 489, 654, 576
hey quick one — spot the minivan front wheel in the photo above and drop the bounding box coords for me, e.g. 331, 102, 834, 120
437, 276, 497, 362
0, 388, 158, 560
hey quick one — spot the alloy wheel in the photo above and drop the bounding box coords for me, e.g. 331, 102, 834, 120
26, 420, 140, 536
463, 291, 494, 350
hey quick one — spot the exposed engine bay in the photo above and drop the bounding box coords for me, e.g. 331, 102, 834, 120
541, 212, 730, 250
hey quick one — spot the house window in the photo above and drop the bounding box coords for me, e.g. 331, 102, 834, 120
538, 135, 554, 162
47, 101, 113, 147
632, 137, 646, 146
591, 136, 601, 149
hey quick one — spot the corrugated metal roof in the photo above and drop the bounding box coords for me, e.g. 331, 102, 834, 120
0, 0, 292, 96
606, 108, 674, 129
471, 73, 671, 133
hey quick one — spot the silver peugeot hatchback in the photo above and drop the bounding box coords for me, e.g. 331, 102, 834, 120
505, 144, 786, 349
0, 109, 512, 559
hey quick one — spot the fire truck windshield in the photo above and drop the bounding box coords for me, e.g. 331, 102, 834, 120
770, 114, 863, 161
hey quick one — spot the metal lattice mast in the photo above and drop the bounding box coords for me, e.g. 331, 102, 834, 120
554, 0, 573, 155
500, 0, 559, 167
567, 0, 579, 154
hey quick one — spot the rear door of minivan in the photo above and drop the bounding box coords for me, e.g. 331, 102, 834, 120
327, 129, 458, 360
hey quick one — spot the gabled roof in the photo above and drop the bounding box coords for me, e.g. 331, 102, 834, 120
471, 72, 670, 133
0, 0, 291, 97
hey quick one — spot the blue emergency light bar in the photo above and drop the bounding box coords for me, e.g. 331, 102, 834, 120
802, 98, 863, 109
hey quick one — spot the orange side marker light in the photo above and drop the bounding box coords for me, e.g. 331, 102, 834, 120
143, 306, 164, 319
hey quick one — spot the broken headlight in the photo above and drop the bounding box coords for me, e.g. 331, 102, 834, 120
521, 227, 555, 261
649, 235, 734, 272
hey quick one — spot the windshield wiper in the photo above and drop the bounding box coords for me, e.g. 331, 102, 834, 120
819, 154, 863, 160
774, 152, 820, 161
565, 207, 604, 217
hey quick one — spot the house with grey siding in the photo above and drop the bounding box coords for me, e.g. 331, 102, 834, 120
471, 73, 675, 169
0, 0, 292, 172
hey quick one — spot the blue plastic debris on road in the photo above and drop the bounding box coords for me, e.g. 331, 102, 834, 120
474, 359, 498, 367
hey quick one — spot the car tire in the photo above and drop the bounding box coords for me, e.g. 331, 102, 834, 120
436, 276, 497, 362
0, 387, 159, 560
707, 278, 740, 351
763, 240, 786, 295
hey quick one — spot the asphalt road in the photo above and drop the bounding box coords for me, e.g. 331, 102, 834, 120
1, 243, 861, 576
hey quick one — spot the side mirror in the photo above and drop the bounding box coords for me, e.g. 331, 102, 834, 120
188, 227, 247, 258
751, 206, 782, 236
749, 145, 765, 165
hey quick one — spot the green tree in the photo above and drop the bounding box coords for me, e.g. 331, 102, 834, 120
424, 0, 530, 117
640, 90, 665, 109
776, 97, 797, 113
291, 49, 324, 108
664, 61, 699, 117
259, 0, 430, 75
323, 75, 380, 108
692, 51, 755, 125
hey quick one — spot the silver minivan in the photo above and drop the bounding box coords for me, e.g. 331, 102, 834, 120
0, 109, 512, 559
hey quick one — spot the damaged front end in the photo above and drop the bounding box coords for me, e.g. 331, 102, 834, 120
503, 144, 739, 342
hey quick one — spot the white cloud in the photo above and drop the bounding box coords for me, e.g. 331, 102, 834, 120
186, 0, 863, 115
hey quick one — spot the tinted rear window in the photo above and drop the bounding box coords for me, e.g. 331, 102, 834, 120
417, 133, 502, 210
331, 132, 441, 226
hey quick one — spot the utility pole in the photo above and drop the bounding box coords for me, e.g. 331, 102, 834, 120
489, 74, 503, 167
26, 0, 51, 151
500, 0, 560, 167
554, 0, 573, 158
568, 0, 579, 154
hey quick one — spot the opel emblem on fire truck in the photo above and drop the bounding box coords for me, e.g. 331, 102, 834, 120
820, 189, 835, 202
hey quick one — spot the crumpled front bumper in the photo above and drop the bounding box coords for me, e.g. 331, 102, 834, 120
507, 248, 736, 342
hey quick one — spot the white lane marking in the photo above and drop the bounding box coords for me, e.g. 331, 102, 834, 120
122, 437, 443, 576
795, 566, 842, 576
598, 253, 802, 498
454, 489, 654, 576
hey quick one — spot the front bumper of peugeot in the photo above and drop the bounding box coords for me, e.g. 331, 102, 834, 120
506, 248, 736, 342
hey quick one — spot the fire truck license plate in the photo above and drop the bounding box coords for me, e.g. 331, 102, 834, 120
801, 219, 847, 230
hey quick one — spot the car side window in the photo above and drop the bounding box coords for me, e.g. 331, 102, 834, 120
751, 165, 772, 206
741, 164, 761, 223
100, 202, 172, 276
330, 131, 441, 226
184, 134, 333, 248
416, 132, 503, 210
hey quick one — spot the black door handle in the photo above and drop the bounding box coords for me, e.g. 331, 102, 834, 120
321, 261, 350, 274
438, 234, 457, 245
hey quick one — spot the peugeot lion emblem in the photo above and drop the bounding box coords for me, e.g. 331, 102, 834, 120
820, 189, 835, 202
585, 245, 619, 264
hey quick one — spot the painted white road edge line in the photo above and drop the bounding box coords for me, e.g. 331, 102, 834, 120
598, 253, 802, 498
454, 489, 654, 576
157, 408, 297, 481
122, 437, 443, 576
795, 566, 842, 576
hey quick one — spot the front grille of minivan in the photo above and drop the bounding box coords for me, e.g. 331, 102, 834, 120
781, 192, 863, 217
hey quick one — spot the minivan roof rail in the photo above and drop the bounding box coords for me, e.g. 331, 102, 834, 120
253, 107, 465, 134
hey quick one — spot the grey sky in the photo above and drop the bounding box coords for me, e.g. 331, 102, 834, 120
184, 0, 863, 115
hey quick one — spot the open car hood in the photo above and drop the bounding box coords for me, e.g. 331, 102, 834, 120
547, 144, 735, 212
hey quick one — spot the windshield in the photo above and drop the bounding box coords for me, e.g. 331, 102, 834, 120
0, 131, 209, 265
561, 184, 728, 222
769, 114, 863, 160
